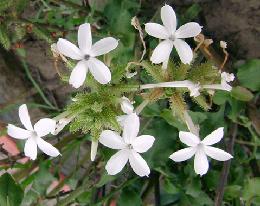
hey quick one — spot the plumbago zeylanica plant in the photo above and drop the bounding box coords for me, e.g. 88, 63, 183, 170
8, 4, 234, 175
3, 3, 254, 206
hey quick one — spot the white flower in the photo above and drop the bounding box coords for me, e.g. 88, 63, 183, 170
99, 113, 155, 177
7, 104, 60, 160
145, 4, 202, 66
126, 71, 137, 78
202, 72, 235, 92
220, 41, 227, 49
57, 23, 119, 88
169, 127, 233, 176
221, 72, 235, 83
116, 97, 135, 127
93, 97, 135, 162
120, 96, 134, 114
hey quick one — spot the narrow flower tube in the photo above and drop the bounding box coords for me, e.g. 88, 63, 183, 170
52, 116, 74, 135
140, 80, 201, 97
140, 72, 234, 97
183, 111, 199, 136
91, 141, 98, 161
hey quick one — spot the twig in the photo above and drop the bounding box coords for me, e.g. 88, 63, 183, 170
21, 59, 58, 110
50, 0, 90, 14
131, 16, 146, 61
0, 144, 25, 167
214, 124, 237, 206
154, 171, 161, 206
46, 190, 74, 199
93, 177, 138, 206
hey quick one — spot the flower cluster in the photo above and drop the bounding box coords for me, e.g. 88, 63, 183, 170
6, 4, 234, 177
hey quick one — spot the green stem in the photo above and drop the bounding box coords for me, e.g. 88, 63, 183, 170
21, 60, 58, 110
50, 0, 90, 13
56, 183, 92, 206
93, 177, 138, 206
135, 99, 149, 115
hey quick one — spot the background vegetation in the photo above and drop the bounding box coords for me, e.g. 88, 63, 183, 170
0, 0, 259, 205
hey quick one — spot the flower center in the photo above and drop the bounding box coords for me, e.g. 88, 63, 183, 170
127, 144, 133, 149
169, 34, 176, 41
84, 54, 90, 61
31, 131, 38, 139
197, 142, 204, 149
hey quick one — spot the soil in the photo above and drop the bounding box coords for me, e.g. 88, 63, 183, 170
201, 0, 260, 59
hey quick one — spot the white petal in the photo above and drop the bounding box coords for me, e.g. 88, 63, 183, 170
120, 97, 134, 114
116, 115, 128, 127
175, 22, 202, 39
34, 118, 56, 137
221, 72, 235, 83
145, 23, 169, 39
78, 23, 92, 53
161, 4, 177, 34
129, 151, 150, 177
122, 113, 140, 144
105, 149, 129, 175
169, 147, 196, 162
173, 39, 193, 64
204, 146, 233, 161
52, 117, 73, 135
202, 127, 224, 145
179, 131, 200, 146
69, 60, 88, 88
19, 104, 33, 131
194, 148, 209, 176
7, 124, 32, 139
57, 38, 83, 60
99, 130, 126, 149
91, 37, 118, 57
37, 137, 60, 157
150, 40, 173, 64
24, 138, 38, 160
91, 141, 98, 161
87, 58, 111, 84
132, 135, 155, 153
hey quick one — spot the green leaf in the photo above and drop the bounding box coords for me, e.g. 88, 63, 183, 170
95, 173, 116, 187
144, 119, 178, 168
0, 24, 11, 50
237, 59, 260, 91
118, 188, 142, 206
163, 178, 180, 194
32, 161, 55, 195
213, 91, 230, 105
242, 178, 260, 205
0, 173, 24, 206
184, 3, 202, 22
224, 185, 242, 200
188, 111, 207, 125
231, 86, 254, 101
14, 0, 29, 14
160, 109, 187, 131
0, 0, 13, 12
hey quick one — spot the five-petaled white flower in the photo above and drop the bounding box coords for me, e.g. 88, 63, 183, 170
7, 104, 60, 160
57, 23, 118, 88
99, 113, 155, 177
169, 127, 233, 176
145, 4, 202, 67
